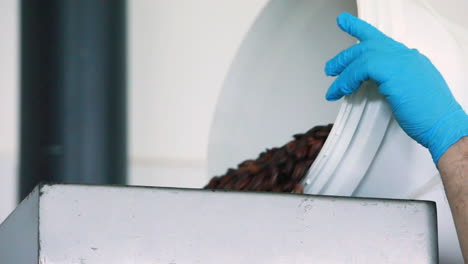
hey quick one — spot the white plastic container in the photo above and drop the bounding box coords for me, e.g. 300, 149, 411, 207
207, 0, 468, 262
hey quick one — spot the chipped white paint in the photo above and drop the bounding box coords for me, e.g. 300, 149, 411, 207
1, 184, 437, 263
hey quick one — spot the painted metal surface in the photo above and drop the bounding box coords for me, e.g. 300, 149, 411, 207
19, 0, 127, 199
0, 188, 39, 264
1, 184, 437, 263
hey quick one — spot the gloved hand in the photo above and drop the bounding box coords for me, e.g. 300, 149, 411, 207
325, 12, 468, 165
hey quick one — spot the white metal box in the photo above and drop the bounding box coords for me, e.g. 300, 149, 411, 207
0, 184, 437, 263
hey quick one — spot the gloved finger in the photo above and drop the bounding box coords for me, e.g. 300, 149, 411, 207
337, 12, 387, 41
325, 55, 372, 101
325, 42, 370, 76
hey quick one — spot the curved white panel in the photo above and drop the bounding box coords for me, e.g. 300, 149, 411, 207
207, 0, 357, 177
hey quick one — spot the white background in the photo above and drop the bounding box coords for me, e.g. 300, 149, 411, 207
0, 0, 268, 223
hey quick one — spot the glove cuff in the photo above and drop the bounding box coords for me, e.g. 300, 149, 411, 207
427, 109, 468, 165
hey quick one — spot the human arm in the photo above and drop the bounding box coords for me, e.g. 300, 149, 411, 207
438, 137, 468, 263
325, 13, 468, 260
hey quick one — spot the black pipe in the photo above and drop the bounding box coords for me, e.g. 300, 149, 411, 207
19, 0, 127, 199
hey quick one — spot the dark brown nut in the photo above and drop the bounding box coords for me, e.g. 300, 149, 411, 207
217, 174, 234, 188
295, 140, 309, 160
292, 184, 304, 194
315, 129, 330, 139
313, 124, 333, 138
272, 148, 288, 165
293, 133, 304, 140
254, 179, 274, 192
291, 162, 308, 181
234, 177, 251, 190
276, 172, 288, 185
205, 177, 220, 189
270, 166, 280, 182
243, 171, 265, 190
307, 140, 323, 159
306, 137, 321, 147
265, 166, 279, 186
271, 186, 284, 193
236, 164, 260, 175
282, 182, 296, 192
225, 168, 237, 175
223, 181, 236, 190
285, 140, 297, 154
306, 126, 321, 136
282, 160, 295, 177
245, 163, 262, 174
258, 150, 274, 163
303, 159, 314, 169
238, 160, 255, 168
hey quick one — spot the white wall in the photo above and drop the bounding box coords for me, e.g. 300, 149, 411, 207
128, 0, 268, 187
128, 0, 268, 161
0, 0, 268, 222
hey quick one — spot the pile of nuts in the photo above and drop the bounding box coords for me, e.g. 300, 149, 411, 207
204, 124, 333, 194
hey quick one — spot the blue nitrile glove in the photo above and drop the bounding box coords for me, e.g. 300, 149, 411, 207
325, 12, 468, 165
